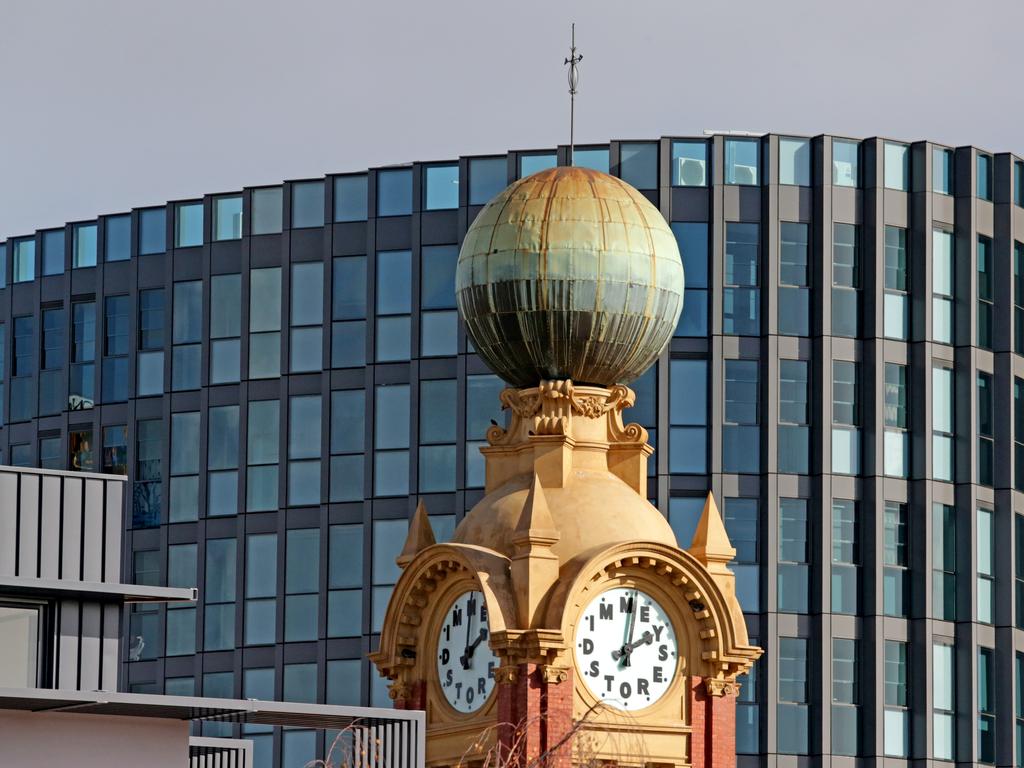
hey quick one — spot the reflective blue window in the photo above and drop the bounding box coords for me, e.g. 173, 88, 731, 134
671, 222, 708, 337
724, 223, 760, 335
41, 229, 64, 275
213, 196, 242, 241
421, 245, 458, 310
572, 147, 609, 174
105, 215, 131, 261
73, 223, 97, 268
724, 360, 760, 473
377, 169, 413, 217
0, 243, 6, 288
725, 138, 759, 185
13, 238, 35, 282
251, 187, 283, 234
779, 222, 810, 336
619, 142, 657, 189
832, 139, 859, 187
291, 181, 325, 228
669, 359, 707, 474
671, 140, 707, 186
468, 157, 507, 205
779, 137, 810, 186
334, 175, 368, 222
978, 153, 993, 200
668, 497, 704, 546
175, 202, 203, 247
933, 148, 953, 195
138, 208, 166, 255
423, 165, 459, 210
519, 152, 556, 178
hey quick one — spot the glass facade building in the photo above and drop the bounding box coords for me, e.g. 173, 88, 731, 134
2, 134, 1024, 767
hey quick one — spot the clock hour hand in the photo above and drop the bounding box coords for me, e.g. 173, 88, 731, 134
460, 628, 488, 669
611, 630, 653, 661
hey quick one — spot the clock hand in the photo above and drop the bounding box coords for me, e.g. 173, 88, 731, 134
461, 597, 475, 669
611, 631, 653, 661
618, 588, 640, 667
460, 628, 487, 669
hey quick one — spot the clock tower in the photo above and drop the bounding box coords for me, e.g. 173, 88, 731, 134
370, 167, 762, 767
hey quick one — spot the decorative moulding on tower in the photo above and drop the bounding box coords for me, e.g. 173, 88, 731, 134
688, 492, 736, 571
509, 473, 560, 628
396, 498, 435, 569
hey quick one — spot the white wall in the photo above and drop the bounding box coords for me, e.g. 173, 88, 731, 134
0, 709, 189, 767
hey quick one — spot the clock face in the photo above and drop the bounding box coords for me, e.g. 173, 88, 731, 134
574, 586, 679, 709
435, 589, 498, 713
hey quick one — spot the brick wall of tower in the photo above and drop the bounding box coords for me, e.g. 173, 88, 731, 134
689, 677, 738, 768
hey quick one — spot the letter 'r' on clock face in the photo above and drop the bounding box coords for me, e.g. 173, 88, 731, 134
574, 586, 679, 709
436, 589, 499, 713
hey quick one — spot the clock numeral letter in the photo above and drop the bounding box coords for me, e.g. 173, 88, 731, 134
481, 604, 488, 622
467, 596, 477, 617
589, 660, 600, 678
454, 681, 463, 701
640, 605, 650, 623
581, 638, 594, 655
587, 615, 594, 632
604, 675, 615, 693
477, 677, 486, 694
637, 678, 650, 697
653, 666, 663, 683
445, 669, 453, 686
619, 595, 633, 614
599, 603, 613, 621
619, 681, 632, 699
444, 625, 450, 642
652, 624, 665, 641
658, 645, 668, 661
465, 686, 474, 705
440, 648, 450, 665
451, 607, 463, 626
488, 661, 496, 679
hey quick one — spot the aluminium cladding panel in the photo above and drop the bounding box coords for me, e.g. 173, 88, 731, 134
0, 467, 124, 583
55, 600, 120, 691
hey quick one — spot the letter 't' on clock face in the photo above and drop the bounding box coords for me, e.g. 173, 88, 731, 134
436, 590, 499, 713
574, 586, 679, 709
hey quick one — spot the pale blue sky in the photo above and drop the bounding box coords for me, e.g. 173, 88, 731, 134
1, 0, 1020, 237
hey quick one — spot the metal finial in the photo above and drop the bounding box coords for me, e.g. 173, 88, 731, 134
564, 23, 582, 166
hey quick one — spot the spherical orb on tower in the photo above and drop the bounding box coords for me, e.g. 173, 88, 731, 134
456, 166, 684, 388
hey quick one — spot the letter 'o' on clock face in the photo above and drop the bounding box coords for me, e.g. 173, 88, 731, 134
574, 586, 679, 709
436, 590, 499, 713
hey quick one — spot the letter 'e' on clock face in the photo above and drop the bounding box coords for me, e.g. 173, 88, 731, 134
436, 589, 499, 714
574, 586, 679, 709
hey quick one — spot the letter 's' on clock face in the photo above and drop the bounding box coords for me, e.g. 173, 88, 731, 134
436, 589, 499, 713
574, 586, 679, 709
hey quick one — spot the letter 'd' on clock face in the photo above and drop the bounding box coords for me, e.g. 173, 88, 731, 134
574, 587, 679, 709
436, 590, 499, 713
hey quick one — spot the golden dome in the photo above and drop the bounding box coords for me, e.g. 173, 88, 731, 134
456, 166, 684, 388
452, 468, 677, 566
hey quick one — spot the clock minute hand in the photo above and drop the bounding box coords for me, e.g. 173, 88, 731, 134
611, 631, 653, 661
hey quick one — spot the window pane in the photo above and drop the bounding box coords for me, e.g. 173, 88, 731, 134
519, 153, 557, 177
105, 215, 131, 261
213, 196, 242, 241
334, 175, 368, 222
671, 140, 707, 186
251, 188, 283, 235
424, 165, 459, 210
41, 229, 64, 275
884, 142, 909, 190
291, 261, 324, 326
779, 137, 810, 186
933, 148, 953, 194
139, 208, 166, 255
572, 148, 609, 174
291, 181, 325, 228
468, 157, 507, 205
832, 139, 859, 186
377, 169, 412, 216
725, 138, 759, 185
73, 223, 97, 268
376, 250, 411, 315
175, 202, 203, 247
619, 142, 657, 189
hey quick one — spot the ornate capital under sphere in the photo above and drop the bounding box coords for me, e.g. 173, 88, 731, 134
456, 166, 684, 387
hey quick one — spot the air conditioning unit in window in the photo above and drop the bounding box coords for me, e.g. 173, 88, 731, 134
677, 158, 706, 186
834, 160, 855, 186
733, 164, 757, 185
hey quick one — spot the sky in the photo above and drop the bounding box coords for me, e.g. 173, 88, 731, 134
1, 0, 1021, 238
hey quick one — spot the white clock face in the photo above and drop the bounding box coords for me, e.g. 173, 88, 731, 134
435, 590, 498, 713
574, 586, 679, 709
